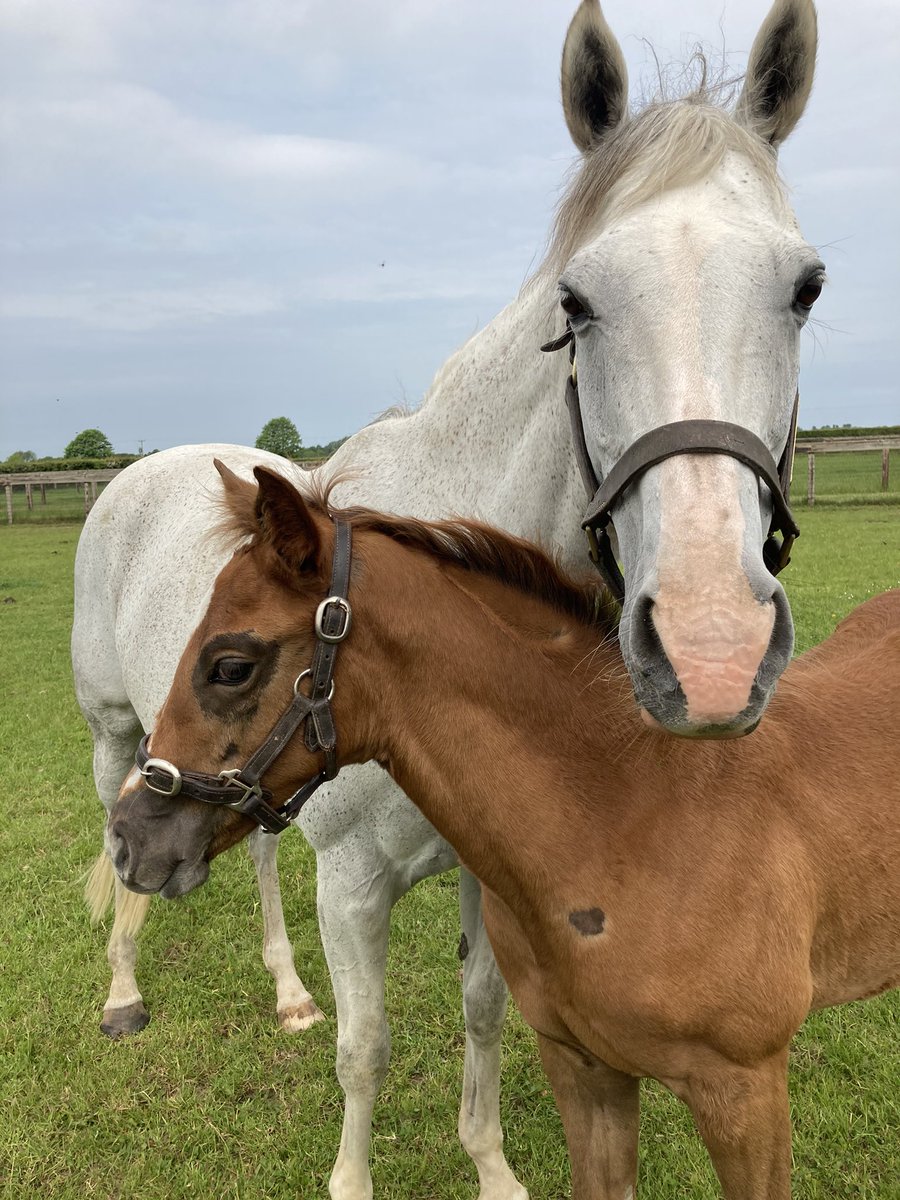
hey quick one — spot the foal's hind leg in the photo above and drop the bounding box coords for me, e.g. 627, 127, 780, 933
246, 828, 323, 1032
536, 1035, 639, 1200
674, 1050, 792, 1198
458, 869, 529, 1200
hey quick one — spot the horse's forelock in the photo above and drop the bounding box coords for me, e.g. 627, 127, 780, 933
538, 74, 785, 284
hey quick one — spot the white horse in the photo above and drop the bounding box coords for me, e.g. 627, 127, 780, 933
73, 3, 821, 1198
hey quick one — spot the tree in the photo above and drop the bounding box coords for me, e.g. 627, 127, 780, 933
2, 450, 36, 466
64, 428, 114, 458
255, 417, 303, 459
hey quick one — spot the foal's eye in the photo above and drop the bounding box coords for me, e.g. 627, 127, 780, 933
209, 658, 254, 686
560, 289, 590, 320
795, 277, 824, 311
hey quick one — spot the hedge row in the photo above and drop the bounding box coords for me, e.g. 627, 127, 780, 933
0, 455, 142, 473
796, 425, 900, 439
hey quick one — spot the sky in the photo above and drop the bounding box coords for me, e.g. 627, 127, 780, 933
1, 0, 898, 460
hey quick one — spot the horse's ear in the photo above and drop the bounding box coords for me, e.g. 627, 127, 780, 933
561, 0, 629, 154
252, 466, 322, 578
736, 0, 817, 147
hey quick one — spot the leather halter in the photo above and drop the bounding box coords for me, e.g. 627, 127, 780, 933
135, 519, 353, 835
541, 324, 800, 600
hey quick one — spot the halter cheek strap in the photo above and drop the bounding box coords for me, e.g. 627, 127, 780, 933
542, 324, 800, 600
136, 518, 353, 835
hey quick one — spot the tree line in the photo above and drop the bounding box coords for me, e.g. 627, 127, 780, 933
1, 418, 348, 472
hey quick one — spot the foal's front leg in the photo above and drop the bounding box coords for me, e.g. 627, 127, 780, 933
536, 1035, 639, 1200
246, 828, 323, 1031
458, 869, 529, 1200
676, 1050, 793, 1199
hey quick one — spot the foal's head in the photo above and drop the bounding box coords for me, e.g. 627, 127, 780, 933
107, 464, 358, 897
548, 0, 820, 734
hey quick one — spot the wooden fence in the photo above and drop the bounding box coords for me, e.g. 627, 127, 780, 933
1, 470, 121, 524
1, 461, 325, 524
792, 435, 900, 506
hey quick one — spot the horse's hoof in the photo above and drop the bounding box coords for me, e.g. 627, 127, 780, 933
278, 999, 325, 1033
101, 1001, 151, 1039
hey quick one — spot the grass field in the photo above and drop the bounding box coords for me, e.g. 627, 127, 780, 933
0, 506, 897, 1199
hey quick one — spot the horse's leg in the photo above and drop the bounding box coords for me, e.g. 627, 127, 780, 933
245, 828, 324, 1032
316, 847, 396, 1200
675, 1050, 792, 1199
536, 1034, 639, 1200
458, 869, 529, 1200
84, 714, 153, 1037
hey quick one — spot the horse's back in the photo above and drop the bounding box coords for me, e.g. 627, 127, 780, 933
72, 444, 306, 730
792, 590, 900, 673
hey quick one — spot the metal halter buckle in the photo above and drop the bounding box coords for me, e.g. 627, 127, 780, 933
217, 769, 264, 808
315, 596, 352, 643
140, 757, 183, 797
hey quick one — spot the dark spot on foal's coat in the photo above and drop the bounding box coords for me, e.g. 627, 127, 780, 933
458, 933, 469, 961
569, 908, 606, 936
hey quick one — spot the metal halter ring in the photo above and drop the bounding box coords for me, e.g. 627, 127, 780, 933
140, 757, 183, 797
315, 596, 352, 643
293, 668, 335, 702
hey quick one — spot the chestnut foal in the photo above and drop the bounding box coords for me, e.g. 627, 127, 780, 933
108, 465, 900, 1199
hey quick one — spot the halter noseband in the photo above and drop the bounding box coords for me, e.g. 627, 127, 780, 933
135, 519, 353, 835
541, 323, 800, 600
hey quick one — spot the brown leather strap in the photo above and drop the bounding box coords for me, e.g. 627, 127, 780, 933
542, 324, 800, 599
582, 419, 798, 537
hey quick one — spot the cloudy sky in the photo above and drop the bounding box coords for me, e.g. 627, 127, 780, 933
1, 0, 897, 460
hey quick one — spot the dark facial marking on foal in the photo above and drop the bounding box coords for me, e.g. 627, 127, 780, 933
192, 632, 281, 720
220, 741, 239, 762
569, 908, 606, 936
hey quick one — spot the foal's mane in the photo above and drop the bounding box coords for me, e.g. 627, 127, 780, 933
537, 72, 786, 282
336, 503, 618, 634
215, 465, 616, 636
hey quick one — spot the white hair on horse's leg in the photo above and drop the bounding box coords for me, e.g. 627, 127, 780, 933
85, 851, 115, 923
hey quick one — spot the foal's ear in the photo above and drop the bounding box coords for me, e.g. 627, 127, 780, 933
736, 0, 817, 147
561, 0, 629, 154
214, 458, 258, 537
252, 466, 322, 578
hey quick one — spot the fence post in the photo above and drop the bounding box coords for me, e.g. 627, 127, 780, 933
806, 452, 815, 507
5, 484, 12, 525
25, 483, 33, 511
883, 448, 891, 492
83, 481, 91, 517
40, 483, 46, 505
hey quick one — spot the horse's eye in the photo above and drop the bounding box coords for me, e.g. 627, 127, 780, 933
795, 278, 823, 311
210, 658, 254, 686
560, 289, 588, 319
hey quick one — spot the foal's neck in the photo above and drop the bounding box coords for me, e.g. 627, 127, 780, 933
345, 535, 636, 907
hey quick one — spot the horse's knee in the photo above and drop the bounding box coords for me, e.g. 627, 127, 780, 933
462, 954, 509, 1043
336, 1022, 391, 1097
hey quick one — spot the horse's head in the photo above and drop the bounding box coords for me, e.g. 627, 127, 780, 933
106, 464, 350, 897
551, 0, 820, 736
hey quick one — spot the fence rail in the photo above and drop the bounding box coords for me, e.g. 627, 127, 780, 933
792, 436, 900, 506
2, 469, 122, 524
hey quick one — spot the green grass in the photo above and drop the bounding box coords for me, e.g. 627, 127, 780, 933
0, 509, 897, 1199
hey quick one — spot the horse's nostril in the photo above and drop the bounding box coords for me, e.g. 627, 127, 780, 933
107, 825, 130, 877
629, 594, 665, 668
